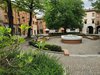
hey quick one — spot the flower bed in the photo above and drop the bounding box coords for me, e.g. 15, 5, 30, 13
29, 41, 63, 52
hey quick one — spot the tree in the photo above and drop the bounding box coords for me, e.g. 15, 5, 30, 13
0, 0, 14, 35
13, 0, 42, 38
44, 0, 85, 33
89, 0, 100, 11
44, 0, 61, 30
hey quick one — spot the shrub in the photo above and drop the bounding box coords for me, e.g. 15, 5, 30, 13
29, 41, 38, 48
0, 51, 64, 75
19, 24, 30, 35
49, 32, 80, 36
0, 26, 65, 75
29, 41, 63, 52
0, 26, 25, 75
45, 44, 62, 52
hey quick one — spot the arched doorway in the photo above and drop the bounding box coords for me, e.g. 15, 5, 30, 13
97, 26, 100, 34
87, 26, 93, 34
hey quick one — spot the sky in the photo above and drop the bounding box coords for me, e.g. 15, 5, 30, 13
83, 0, 92, 9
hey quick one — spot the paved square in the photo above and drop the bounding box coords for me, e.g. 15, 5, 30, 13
46, 37, 100, 75
46, 37, 100, 55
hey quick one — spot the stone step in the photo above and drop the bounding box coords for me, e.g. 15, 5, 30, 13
70, 54, 100, 57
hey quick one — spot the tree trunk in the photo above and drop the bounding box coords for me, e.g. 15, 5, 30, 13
6, 0, 14, 35
27, 11, 32, 38
64, 27, 67, 33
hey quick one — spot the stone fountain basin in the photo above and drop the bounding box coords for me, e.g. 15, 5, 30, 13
61, 35, 82, 44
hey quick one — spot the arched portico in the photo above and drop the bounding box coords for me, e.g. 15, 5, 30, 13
87, 26, 93, 34
96, 26, 100, 34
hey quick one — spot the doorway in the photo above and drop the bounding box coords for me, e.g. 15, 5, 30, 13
87, 26, 93, 34
97, 26, 100, 34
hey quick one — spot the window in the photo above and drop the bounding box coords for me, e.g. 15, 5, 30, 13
4, 15, 8, 19
18, 18, 20, 23
92, 19, 95, 24
33, 21, 34, 24
97, 21, 99, 25
84, 19, 87, 24
34, 30, 36, 35
22, 16, 24, 19
35, 22, 38, 25
92, 13, 95, 17
18, 12, 20, 16
23, 19, 25, 22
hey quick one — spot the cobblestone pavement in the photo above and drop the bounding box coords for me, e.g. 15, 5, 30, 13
21, 37, 100, 75
20, 40, 36, 51
47, 53, 100, 75
46, 37, 100, 75
60, 56, 100, 75
46, 37, 100, 55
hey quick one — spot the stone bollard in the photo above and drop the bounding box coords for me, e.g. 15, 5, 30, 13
63, 49, 70, 56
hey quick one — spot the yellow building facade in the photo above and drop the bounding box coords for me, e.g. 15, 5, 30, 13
0, 8, 46, 35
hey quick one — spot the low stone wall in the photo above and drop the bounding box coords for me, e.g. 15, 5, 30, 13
61, 39, 82, 44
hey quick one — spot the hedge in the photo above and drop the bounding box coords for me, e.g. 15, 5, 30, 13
29, 41, 63, 52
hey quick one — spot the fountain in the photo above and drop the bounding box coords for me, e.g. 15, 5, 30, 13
61, 35, 82, 44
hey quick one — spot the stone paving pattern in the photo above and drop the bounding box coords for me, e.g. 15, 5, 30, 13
46, 37, 100, 75
59, 56, 100, 75
46, 37, 100, 55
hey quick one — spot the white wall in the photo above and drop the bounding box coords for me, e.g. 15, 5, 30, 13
82, 11, 96, 34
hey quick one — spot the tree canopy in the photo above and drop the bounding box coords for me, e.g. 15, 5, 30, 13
90, 0, 100, 11
44, 0, 85, 33
44, 0, 61, 30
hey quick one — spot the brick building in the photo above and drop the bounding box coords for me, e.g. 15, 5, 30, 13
0, 8, 46, 35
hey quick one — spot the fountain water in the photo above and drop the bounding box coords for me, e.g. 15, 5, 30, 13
61, 35, 82, 44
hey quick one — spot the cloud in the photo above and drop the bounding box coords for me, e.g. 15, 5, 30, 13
83, 0, 92, 9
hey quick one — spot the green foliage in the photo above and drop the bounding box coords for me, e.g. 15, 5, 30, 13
44, 0, 85, 30
20, 24, 30, 35
29, 40, 38, 47
0, 26, 25, 74
0, 26, 11, 36
0, 0, 7, 10
20, 24, 30, 31
0, 26, 25, 48
91, 0, 100, 11
44, 0, 61, 29
45, 44, 62, 52
0, 26, 65, 75
13, 0, 43, 37
49, 32, 80, 36
29, 40, 63, 52
13, 0, 42, 12
0, 26, 11, 48
36, 41, 46, 50
0, 51, 64, 75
